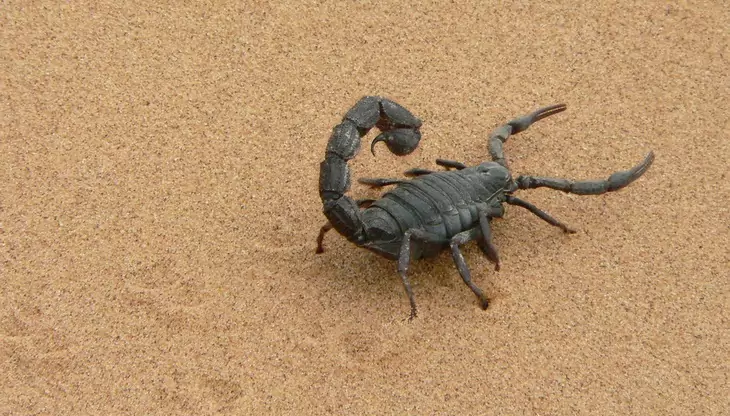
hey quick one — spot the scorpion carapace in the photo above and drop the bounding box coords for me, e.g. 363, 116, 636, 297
317, 96, 655, 320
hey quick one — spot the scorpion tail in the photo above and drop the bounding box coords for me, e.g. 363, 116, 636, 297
319, 96, 422, 245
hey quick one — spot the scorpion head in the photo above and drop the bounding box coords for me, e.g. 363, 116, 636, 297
474, 161, 515, 193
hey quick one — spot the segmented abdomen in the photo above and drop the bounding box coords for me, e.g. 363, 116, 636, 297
368, 170, 502, 239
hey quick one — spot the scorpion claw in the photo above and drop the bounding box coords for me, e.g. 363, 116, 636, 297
507, 103, 567, 134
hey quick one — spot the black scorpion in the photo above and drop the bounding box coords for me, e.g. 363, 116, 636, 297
317, 96, 654, 319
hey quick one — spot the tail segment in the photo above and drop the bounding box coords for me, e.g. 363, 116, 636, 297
319, 96, 423, 244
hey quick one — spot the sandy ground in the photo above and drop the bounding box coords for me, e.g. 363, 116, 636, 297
1, 1, 728, 415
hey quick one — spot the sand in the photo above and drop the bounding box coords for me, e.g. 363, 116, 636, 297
1, 1, 728, 414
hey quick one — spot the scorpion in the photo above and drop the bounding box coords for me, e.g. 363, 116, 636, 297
316, 96, 654, 320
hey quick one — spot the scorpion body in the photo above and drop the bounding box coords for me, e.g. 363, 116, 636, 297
318, 96, 654, 319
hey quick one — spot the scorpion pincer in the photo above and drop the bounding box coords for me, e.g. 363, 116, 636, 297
317, 96, 654, 320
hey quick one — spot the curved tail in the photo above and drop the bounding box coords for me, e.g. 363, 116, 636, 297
319, 96, 423, 244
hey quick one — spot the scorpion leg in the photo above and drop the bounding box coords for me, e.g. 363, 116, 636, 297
358, 178, 406, 188
488, 104, 567, 169
316, 223, 334, 254
398, 228, 445, 320
355, 198, 376, 208
516, 152, 655, 195
436, 159, 468, 170
505, 196, 576, 233
403, 168, 435, 177
477, 211, 501, 271
316, 199, 377, 253
403, 159, 467, 177
450, 228, 490, 310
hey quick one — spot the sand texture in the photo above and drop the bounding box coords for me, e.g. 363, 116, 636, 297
2, 1, 728, 414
